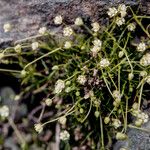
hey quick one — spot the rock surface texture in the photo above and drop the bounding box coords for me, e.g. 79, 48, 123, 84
0, 0, 149, 46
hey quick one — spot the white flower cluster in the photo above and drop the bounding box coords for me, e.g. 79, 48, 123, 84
107, 7, 118, 18
116, 17, 125, 26
140, 53, 150, 66
32, 42, 39, 50
58, 116, 67, 125
91, 22, 100, 32
118, 4, 127, 18
91, 39, 102, 57
64, 41, 72, 49
45, 98, 52, 106
107, 4, 127, 26
137, 42, 146, 52
54, 79, 65, 94
112, 90, 121, 101
84, 90, 94, 99
39, 27, 47, 35
131, 103, 149, 126
100, 58, 110, 68
75, 17, 84, 26
60, 130, 70, 141
0, 105, 9, 119
140, 71, 147, 77
77, 75, 87, 85
146, 76, 150, 85
54, 15, 63, 25
14, 44, 22, 53
34, 123, 43, 133
63, 27, 73, 37
3, 23, 12, 32
112, 119, 121, 129
134, 111, 149, 127
127, 23, 136, 31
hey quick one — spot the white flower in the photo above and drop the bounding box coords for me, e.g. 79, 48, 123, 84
84, 90, 94, 99
0, 53, 4, 60
54, 79, 65, 94
116, 17, 125, 26
64, 41, 72, 49
136, 111, 149, 123
127, 23, 136, 31
140, 53, 150, 66
3, 23, 12, 32
58, 116, 67, 125
118, 51, 124, 58
128, 73, 134, 80
45, 98, 52, 106
91, 46, 101, 57
54, 15, 63, 25
77, 75, 86, 85
75, 17, 84, 26
60, 130, 70, 141
137, 42, 146, 52
140, 71, 147, 77
107, 7, 118, 18
146, 76, 150, 85
63, 27, 73, 37
34, 123, 43, 133
113, 90, 121, 102
14, 44, 21, 53
91, 22, 100, 32
112, 119, 121, 129
118, 4, 127, 17
32, 42, 39, 50
39, 27, 47, 35
0, 105, 9, 118
100, 58, 110, 68
93, 39, 102, 47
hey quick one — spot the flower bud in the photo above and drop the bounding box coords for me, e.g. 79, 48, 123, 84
45, 98, 52, 106
104, 117, 110, 124
116, 132, 127, 140
94, 111, 100, 118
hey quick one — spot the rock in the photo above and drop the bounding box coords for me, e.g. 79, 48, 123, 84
0, 0, 149, 47
113, 122, 150, 150
0, 86, 27, 120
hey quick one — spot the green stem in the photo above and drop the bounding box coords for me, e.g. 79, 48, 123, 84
24, 48, 61, 70
100, 115, 105, 150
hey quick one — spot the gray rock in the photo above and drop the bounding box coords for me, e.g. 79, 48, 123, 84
113, 122, 150, 150
0, 0, 149, 47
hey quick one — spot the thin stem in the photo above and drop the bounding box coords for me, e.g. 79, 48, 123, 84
8, 118, 26, 146
138, 83, 144, 110
100, 115, 105, 150
81, 98, 92, 123
24, 48, 61, 70
0, 68, 21, 73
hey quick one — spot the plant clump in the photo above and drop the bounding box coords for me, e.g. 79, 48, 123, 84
0, 3, 150, 150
